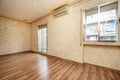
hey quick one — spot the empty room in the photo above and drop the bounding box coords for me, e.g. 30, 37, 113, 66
0, 0, 120, 80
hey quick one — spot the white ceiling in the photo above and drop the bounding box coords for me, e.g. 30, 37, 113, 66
0, 0, 77, 23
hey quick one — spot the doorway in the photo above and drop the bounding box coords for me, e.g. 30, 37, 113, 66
38, 25, 47, 53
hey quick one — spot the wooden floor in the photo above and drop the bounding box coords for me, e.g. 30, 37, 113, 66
0, 52, 120, 80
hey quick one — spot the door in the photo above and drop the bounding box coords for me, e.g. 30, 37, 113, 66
38, 26, 47, 53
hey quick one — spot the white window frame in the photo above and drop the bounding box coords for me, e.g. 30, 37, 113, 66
83, 1, 119, 42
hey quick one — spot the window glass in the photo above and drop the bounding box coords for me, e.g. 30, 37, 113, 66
85, 8, 98, 41
100, 2, 118, 41
38, 28, 47, 53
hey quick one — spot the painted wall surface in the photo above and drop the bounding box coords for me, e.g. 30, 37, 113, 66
31, 0, 120, 70
31, 13, 83, 63
84, 45, 120, 70
0, 17, 30, 55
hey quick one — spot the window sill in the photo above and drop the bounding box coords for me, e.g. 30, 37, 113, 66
83, 41, 120, 46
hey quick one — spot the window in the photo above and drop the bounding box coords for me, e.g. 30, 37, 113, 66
85, 7, 98, 41
84, 1, 118, 41
38, 26, 47, 53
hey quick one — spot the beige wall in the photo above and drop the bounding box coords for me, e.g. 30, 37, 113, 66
84, 45, 120, 70
31, 8, 83, 63
30, 0, 120, 70
0, 17, 30, 55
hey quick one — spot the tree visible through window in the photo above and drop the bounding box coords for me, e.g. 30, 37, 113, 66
84, 1, 118, 41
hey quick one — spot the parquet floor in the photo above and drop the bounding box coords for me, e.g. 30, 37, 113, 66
0, 52, 120, 80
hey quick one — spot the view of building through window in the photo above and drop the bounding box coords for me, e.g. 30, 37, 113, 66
100, 9, 116, 41
85, 2, 118, 41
